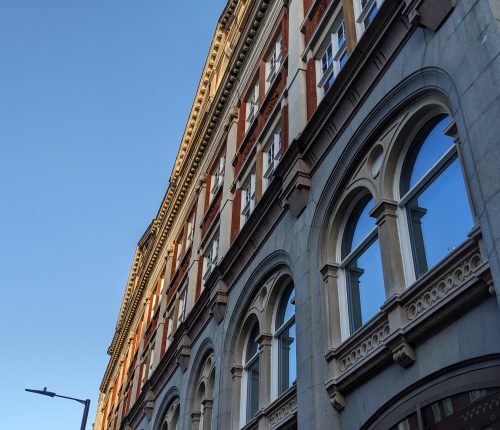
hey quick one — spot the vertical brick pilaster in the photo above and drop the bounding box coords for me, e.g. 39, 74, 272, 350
306, 58, 317, 120
342, 0, 357, 54
231, 188, 242, 243
282, 7, 289, 57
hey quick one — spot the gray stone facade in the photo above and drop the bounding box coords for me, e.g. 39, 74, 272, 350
95, 0, 500, 429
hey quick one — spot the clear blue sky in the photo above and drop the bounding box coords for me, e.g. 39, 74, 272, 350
0, 1, 226, 428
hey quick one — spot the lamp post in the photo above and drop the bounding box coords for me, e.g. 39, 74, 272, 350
25, 387, 91, 430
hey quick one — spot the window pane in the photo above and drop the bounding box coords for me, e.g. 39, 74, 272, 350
247, 360, 260, 421
389, 413, 419, 430
276, 287, 295, 328
421, 387, 500, 429
407, 157, 473, 278
278, 321, 296, 394
246, 324, 259, 362
342, 196, 376, 258
346, 237, 385, 331
403, 116, 454, 193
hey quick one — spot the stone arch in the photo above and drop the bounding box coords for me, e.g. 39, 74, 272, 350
218, 249, 293, 429
153, 387, 181, 430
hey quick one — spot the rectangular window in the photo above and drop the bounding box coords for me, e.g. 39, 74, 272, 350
266, 35, 282, 87
175, 232, 184, 270
165, 313, 173, 349
210, 155, 225, 202
203, 234, 219, 282
241, 170, 256, 227
355, 0, 383, 37
147, 345, 155, 379
185, 212, 195, 250
176, 288, 186, 327
246, 81, 259, 130
263, 126, 282, 191
317, 16, 348, 99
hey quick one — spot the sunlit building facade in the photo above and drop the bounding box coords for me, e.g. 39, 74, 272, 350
94, 0, 500, 429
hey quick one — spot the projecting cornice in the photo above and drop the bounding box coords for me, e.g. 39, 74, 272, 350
100, 0, 272, 393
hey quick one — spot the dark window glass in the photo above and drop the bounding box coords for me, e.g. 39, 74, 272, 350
421, 387, 500, 430
402, 116, 474, 279
245, 323, 260, 422
346, 237, 385, 331
402, 116, 454, 194
389, 413, 419, 430
276, 286, 296, 395
364, 3, 378, 28
342, 196, 385, 332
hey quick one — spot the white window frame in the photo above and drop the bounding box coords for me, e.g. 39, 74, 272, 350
165, 310, 174, 350
202, 233, 220, 283
147, 344, 155, 379
185, 212, 195, 250
266, 35, 282, 91
240, 169, 256, 228
209, 155, 225, 202
353, 0, 383, 39
316, 16, 348, 101
246, 81, 259, 131
176, 287, 187, 327
263, 126, 282, 191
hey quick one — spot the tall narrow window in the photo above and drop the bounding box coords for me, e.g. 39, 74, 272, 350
316, 15, 348, 99
186, 212, 195, 250
244, 323, 260, 422
275, 285, 296, 395
246, 81, 259, 130
341, 195, 385, 333
263, 126, 281, 191
176, 288, 186, 327
203, 234, 219, 282
210, 155, 225, 202
241, 170, 256, 227
400, 116, 473, 279
355, 0, 384, 37
266, 35, 282, 88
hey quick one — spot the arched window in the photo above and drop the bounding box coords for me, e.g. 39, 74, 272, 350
341, 194, 385, 333
400, 115, 474, 279
275, 284, 296, 395
244, 322, 260, 422
192, 353, 215, 430
161, 398, 180, 430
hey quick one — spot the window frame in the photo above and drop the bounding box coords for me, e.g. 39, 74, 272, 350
240, 168, 257, 228
246, 80, 260, 131
202, 231, 220, 284
265, 34, 282, 91
262, 124, 282, 192
396, 115, 475, 285
242, 323, 260, 425
316, 14, 348, 101
210, 155, 226, 203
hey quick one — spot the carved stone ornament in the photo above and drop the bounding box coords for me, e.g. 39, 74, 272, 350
209, 292, 228, 324
176, 335, 191, 372
392, 342, 416, 368
404, 252, 482, 321
267, 395, 297, 428
144, 390, 155, 420
326, 385, 346, 412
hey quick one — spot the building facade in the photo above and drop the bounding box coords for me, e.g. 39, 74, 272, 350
94, 0, 500, 429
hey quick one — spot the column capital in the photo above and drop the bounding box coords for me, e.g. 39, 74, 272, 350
370, 199, 399, 223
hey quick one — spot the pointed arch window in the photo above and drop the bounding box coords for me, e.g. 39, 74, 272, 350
400, 116, 474, 279
341, 195, 385, 333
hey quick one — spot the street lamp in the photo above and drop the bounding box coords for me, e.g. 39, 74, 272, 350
25, 387, 90, 430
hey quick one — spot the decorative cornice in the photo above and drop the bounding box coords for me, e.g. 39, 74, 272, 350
101, 0, 272, 393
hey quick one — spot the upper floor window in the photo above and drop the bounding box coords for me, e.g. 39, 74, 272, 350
355, 0, 383, 37
341, 195, 385, 333
176, 286, 187, 327
244, 323, 260, 423
210, 155, 225, 202
399, 116, 474, 280
275, 285, 296, 396
246, 81, 259, 131
147, 343, 155, 380
186, 211, 195, 250
175, 232, 184, 270
266, 35, 282, 89
317, 16, 348, 99
241, 169, 256, 227
203, 233, 219, 283
263, 125, 282, 191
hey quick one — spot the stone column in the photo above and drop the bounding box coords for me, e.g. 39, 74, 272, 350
370, 199, 407, 296
201, 398, 213, 430
257, 333, 273, 410
191, 411, 201, 430
320, 263, 342, 349
230, 365, 243, 429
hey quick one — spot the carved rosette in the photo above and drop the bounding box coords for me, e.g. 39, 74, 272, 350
405, 252, 482, 321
